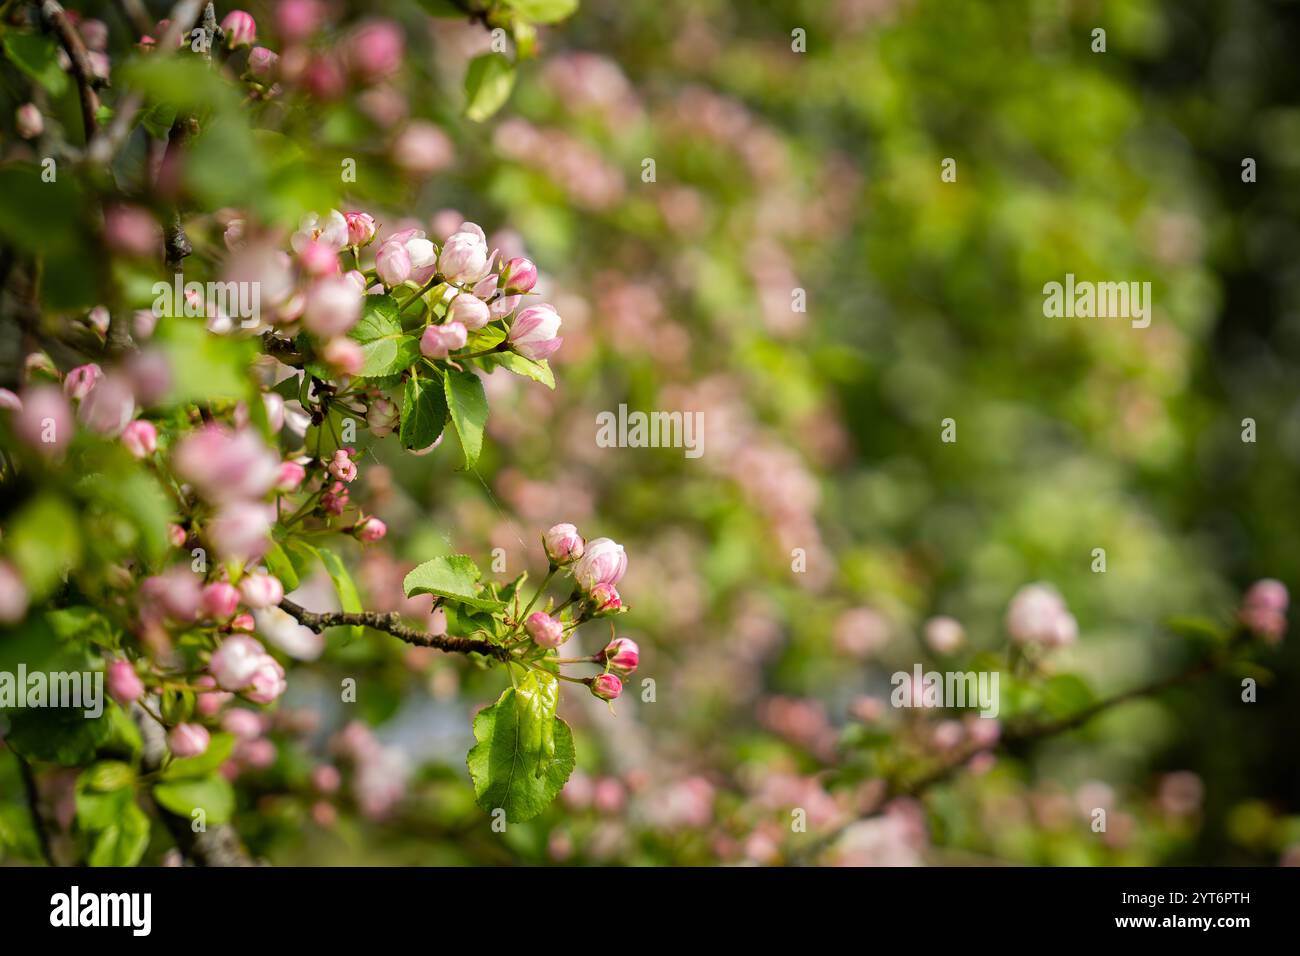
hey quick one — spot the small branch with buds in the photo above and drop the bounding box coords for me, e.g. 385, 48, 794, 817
37, 0, 103, 142
278, 597, 511, 661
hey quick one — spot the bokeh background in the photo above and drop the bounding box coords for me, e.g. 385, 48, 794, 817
3, 0, 1299, 865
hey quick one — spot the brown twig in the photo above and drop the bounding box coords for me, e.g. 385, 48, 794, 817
37, 0, 101, 142
278, 597, 512, 661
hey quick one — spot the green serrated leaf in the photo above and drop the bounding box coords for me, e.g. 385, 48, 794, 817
350, 295, 420, 377
403, 554, 502, 611
444, 367, 488, 469
161, 732, 235, 779
5, 708, 111, 766
464, 53, 516, 122
504, 0, 579, 25
486, 350, 555, 389
466, 678, 575, 823
87, 802, 150, 867
3, 33, 68, 96
314, 547, 364, 639
399, 374, 448, 450
153, 774, 235, 825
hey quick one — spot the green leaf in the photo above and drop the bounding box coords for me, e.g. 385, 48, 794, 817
443, 367, 488, 469
6, 493, 82, 600
314, 547, 364, 640
487, 350, 555, 389
264, 541, 301, 592
3, 33, 68, 96
466, 676, 575, 823
87, 802, 150, 867
464, 53, 516, 122
153, 774, 235, 826
403, 554, 502, 612
155, 319, 256, 405
399, 374, 448, 450
1040, 674, 1096, 719
505, 0, 580, 24
161, 732, 235, 780
349, 295, 420, 377
6, 708, 112, 765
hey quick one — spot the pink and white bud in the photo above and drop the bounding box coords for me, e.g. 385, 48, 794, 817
246, 655, 287, 703
501, 257, 538, 294
14, 385, 72, 456
321, 337, 365, 376
573, 537, 627, 591
588, 583, 623, 615
209, 634, 270, 690
447, 292, 491, 331
1240, 578, 1288, 643
345, 20, 404, 83
437, 226, 489, 283
15, 103, 43, 139
275, 0, 323, 42
0, 561, 29, 624
120, 419, 158, 458
63, 363, 103, 401
303, 276, 362, 337
220, 11, 256, 48
419, 322, 467, 359
599, 637, 639, 675
526, 612, 566, 649
923, 616, 965, 655
248, 46, 278, 80
506, 304, 563, 361
78, 374, 135, 437
222, 707, 264, 740
239, 573, 284, 610
201, 581, 241, 620
1006, 583, 1076, 649
367, 397, 399, 436
344, 211, 378, 247
173, 424, 280, 503
275, 460, 306, 491
141, 566, 203, 622
106, 659, 145, 705
543, 523, 584, 565
391, 122, 454, 178
103, 205, 160, 258
590, 672, 622, 701
298, 238, 340, 276
208, 501, 273, 562
328, 448, 358, 483
168, 723, 210, 758
354, 516, 387, 543
375, 240, 412, 287
229, 613, 256, 633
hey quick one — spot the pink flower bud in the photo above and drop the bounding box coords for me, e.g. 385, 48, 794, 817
526, 612, 566, 649
230, 613, 256, 633
298, 238, 339, 276
78, 374, 135, 436
1006, 583, 1076, 649
222, 707, 263, 740
506, 304, 563, 361
375, 240, 412, 287
208, 501, 273, 562
573, 536, 627, 591
168, 723, 210, 758
311, 764, 341, 794
321, 480, 349, 515
600, 637, 639, 675
120, 419, 158, 458
1240, 578, 1288, 643
367, 397, 399, 436
354, 516, 387, 542
447, 292, 491, 331
588, 583, 623, 615
64, 363, 103, 401
246, 656, 287, 703
105, 659, 144, 704
239, 572, 284, 609
248, 46, 278, 80
275, 0, 323, 42
15, 102, 43, 139
502, 257, 538, 294
15, 385, 73, 456
345, 20, 404, 83
201, 581, 241, 620
103, 205, 159, 258
543, 522, 584, 565
590, 672, 622, 701
344, 211, 378, 247
923, 615, 965, 655
209, 634, 270, 690
437, 227, 489, 283
321, 336, 365, 375
221, 11, 256, 48
419, 321, 467, 359
303, 276, 362, 337
173, 424, 279, 503
167, 524, 187, 548
391, 122, 454, 178
0, 388, 21, 412
328, 448, 358, 482
141, 566, 203, 622
0, 561, 29, 624
275, 460, 306, 491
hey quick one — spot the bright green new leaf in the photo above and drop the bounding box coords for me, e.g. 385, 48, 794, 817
443, 367, 489, 468
403, 554, 502, 612
153, 774, 236, 826
399, 374, 448, 450
349, 295, 420, 378
464, 53, 516, 122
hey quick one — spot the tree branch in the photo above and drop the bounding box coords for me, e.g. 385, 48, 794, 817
13, 749, 55, 866
38, 0, 101, 142
278, 597, 512, 661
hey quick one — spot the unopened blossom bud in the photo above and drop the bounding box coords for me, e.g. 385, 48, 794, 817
344, 211, 377, 247
299, 239, 339, 276
448, 292, 491, 331
311, 764, 341, 794
391, 122, 454, 177
543, 523, 584, 565
1006, 583, 1076, 648
104, 205, 160, 258
375, 240, 412, 287
321, 337, 364, 375
501, 257, 538, 294
64, 363, 103, 401
303, 276, 362, 337
590, 672, 622, 702
15, 103, 43, 139
321, 481, 349, 515
0, 561, 28, 624
221, 11, 256, 47
121, 419, 158, 458
209, 634, 268, 689
275, 460, 306, 491
1240, 578, 1288, 643
588, 583, 623, 615
345, 20, 404, 83
526, 612, 565, 649
328, 448, 358, 482
222, 707, 263, 739
168, 722, 210, 758
573, 537, 627, 591
106, 659, 144, 705
246, 656, 287, 703
208, 501, 273, 562
367, 397, 399, 436
239, 572, 284, 609
276, 0, 323, 41
248, 46, 278, 80
354, 516, 387, 542
923, 616, 965, 655
0, 388, 20, 412
201, 582, 241, 620
78, 375, 135, 437
599, 637, 639, 675
229, 613, 256, 633
141, 567, 203, 622
437, 226, 489, 283
15, 385, 72, 456
420, 322, 467, 359
506, 304, 563, 361
24, 351, 58, 382
167, 524, 187, 548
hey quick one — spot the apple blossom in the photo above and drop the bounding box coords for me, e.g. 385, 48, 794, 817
202, 582, 242, 620
420, 322, 468, 359
588, 583, 623, 615
15, 102, 42, 139
303, 276, 362, 337
526, 612, 566, 649
448, 292, 491, 330
573, 537, 627, 591
344, 211, 378, 246
375, 240, 412, 287
599, 637, 639, 675
354, 516, 387, 542
106, 659, 145, 705
437, 225, 489, 283
502, 257, 538, 294
221, 11, 256, 48
590, 672, 623, 701
168, 723, 211, 758
14, 385, 72, 456
248, 46, 279, 80
507, 304, 563, 361
543, 523, 584, 565
239, 572, 284, 609
321, 337, 365, 375
120, 419, 158, 458
328, 448, 358, 482
367, 397, 399, 436
63, 363, 103, 401
275, 460, 307, 491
